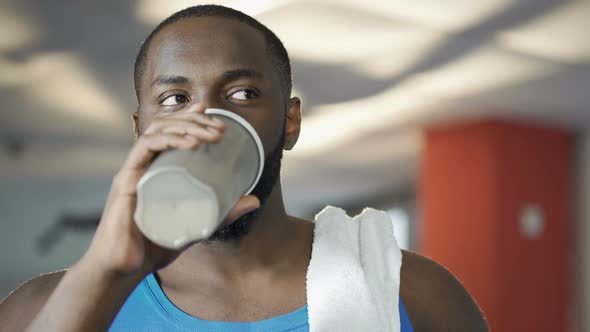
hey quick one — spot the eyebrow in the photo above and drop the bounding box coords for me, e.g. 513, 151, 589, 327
221, 68, 263, 83
150, 75, 189, 87
150, 68, 263, 88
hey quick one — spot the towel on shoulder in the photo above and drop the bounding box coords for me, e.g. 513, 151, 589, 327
307, 206, 402, 332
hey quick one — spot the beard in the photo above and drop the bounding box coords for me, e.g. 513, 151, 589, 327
206, 132, 285, 242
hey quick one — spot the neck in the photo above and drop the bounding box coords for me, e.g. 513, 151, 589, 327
156, 181, 314, 288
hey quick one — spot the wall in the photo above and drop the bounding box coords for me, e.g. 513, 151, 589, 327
420, 120, 572, 332
579, 130, 590, 331
0, 176, 110, 299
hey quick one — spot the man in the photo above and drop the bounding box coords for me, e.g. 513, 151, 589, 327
0, 5, 488, 331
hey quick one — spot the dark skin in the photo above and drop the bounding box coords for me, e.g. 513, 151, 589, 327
0, 17, 488, 331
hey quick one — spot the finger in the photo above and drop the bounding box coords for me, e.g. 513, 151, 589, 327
159, 124, 223, 143
144, 119, 223, 136
148, 112, 225, 133
121, 133, 198, 170
221, 195, 261, 225
176, 111, 226, 129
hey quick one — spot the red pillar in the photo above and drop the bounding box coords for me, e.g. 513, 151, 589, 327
420, 120, 572, 332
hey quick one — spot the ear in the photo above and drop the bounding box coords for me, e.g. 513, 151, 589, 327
284, 97, 301, 151
132, 109, 140, 141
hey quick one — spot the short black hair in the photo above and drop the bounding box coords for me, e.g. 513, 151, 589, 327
133, 4, 292, 102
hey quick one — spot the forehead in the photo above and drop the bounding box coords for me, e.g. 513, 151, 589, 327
144, 17, 270, 84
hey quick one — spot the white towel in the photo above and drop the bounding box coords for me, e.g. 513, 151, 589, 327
307, 206, 402, 332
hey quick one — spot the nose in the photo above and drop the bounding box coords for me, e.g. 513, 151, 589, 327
186, 102, 207, 113
186, 91, 226, 113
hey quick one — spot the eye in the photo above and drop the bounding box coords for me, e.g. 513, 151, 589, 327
229, 89, 259, 101
161, 94, 188, 106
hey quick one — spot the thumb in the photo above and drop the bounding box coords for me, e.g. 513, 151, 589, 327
221, 195, 261, 225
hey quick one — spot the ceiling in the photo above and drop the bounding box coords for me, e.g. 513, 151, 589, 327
1, 0, 589, 215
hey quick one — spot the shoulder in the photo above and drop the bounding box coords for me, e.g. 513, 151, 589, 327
400, 250, 489, 332
0, 270, 67, 330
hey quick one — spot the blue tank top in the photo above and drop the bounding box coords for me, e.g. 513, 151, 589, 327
110, 273, 414, 331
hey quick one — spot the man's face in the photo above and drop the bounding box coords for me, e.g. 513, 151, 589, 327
135, 17, 298, 241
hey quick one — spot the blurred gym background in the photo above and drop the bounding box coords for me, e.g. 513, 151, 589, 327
0, 1, 588, 331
